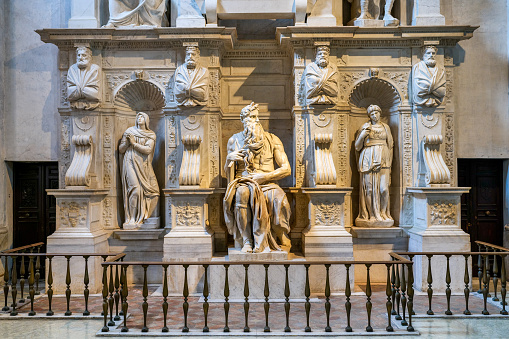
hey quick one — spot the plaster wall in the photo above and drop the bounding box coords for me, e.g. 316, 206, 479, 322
444, 0, 509, 158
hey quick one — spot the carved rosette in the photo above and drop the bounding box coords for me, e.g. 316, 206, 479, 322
60, 201, 87, 228
430, 201, 456, 225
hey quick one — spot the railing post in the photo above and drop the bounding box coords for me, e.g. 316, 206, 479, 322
243, 264, 250, 333
344, 264, 352, 332
263, 264, 270, 332
463, 254, 471, 315
83, 255, 90, 316
395, 263, 402, 320
64, 255, 72, 316
46, 256, 54, 316
114, 263, 120, 321
223, 264, 230, 333
406, 260, 415, 332
445, 254, 452, 315
477, 245, 483, 293
162, 264, 169, 332
326, 264, 333, 332
121, 265, 129, 332
385, 263, 394, 332
284, 264, 291, 332
482, 254, 490, 315
19, 250, 26, 303
365, 263, 373, 332
101, 264, 109, 332
492, 250, 499, 301
391, 260, 397, 315
28, 255, 36, 316
141, 264, 149, 332
426, 254, 434, 315
10, 255, 18, 316
400, 263, 407, 326
202, 264, 209, 332
304, 264, 311, 332
182, 264, 189, 332
500, 254, 507, 315
108, 264, 115, 326
35, 245, 41, 295
2, 256, 10, 311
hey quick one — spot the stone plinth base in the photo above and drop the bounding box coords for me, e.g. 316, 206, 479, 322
408, 187, 471, 294
109, 229, 166, 285
353, 19, 384, 27
123, 217, 160, 230
228, 248, 288, 261
351, 227, 408, 285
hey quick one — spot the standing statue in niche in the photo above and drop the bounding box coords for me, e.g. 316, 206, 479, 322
223, 102, 292, 253
174, 46, 210, 107
103, 0, 168, 28
355, 104, 394, 227
119, 112, 160, 229
412, 45, 446, 108
303, 46, 338, 105
67, 46, 100, 110
348, 0, 399, 26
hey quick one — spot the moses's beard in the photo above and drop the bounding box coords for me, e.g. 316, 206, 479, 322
242, 121, 265, 172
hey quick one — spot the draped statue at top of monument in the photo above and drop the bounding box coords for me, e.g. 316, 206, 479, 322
348, 0, 399, 26
223, 103, 292, 253
119, 112, 160, 229
103, 0, 168, 28
412, 45, 446, 108
355, 104, 394, 227
174, 46, 209, 107
67, 46, 100, 110
303, 46, 338, 105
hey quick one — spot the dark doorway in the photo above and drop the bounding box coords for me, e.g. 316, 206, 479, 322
13, 162, 58, 252
458, 159, 504, 271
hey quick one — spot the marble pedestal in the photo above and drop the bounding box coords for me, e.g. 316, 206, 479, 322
46, 189, 109, 294
163, 188, 214, 295
407, 187, 471, 294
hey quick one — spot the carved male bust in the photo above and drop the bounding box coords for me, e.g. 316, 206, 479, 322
303, 46, 338, 105
412, 45, 446, 108
174, 46, 209, 107
67, 46, 100, 110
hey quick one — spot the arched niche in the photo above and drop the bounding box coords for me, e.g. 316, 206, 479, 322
348, 78, 401, 115
114, 80, 165, 112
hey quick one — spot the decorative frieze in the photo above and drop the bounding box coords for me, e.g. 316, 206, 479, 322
337, 113, 348, 187
103, 116, 114, 188
444, 114, 455, 183
60, 72, 69, 107
338, 71, 365, 102
402, 114, 413, 187
208, 69, 220, 107
167, 115, 178, 188
295, 114, 305, 187
209, 116, 220, 187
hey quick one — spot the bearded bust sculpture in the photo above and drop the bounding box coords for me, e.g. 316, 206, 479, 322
223, 102, 292, 253
67, 46, 100, 110
119, 112, 160, 229
174, 46, 209, 107
303, 46, 338, 105
412, 45, 446, 108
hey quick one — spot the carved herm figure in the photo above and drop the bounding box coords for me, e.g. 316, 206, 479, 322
67, 46, 100, 110
412, 45, 446, 108
223, 103, 292, 253
174, 46, 209, 107
303, 45, 338, 105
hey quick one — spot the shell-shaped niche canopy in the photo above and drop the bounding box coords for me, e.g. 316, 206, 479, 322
349, 79, 401, 113
114, 80, 165, 112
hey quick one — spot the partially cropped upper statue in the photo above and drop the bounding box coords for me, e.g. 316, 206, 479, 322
67, 46, 100, 110
119, 112, 160, 229
355, 104, 394, 227
174, 46, 209, 107
303, 46, 338, 105
223, 102, 292, 253
103, 0, 168, 28
412, 45, 446, 108
348, 0, 399, 26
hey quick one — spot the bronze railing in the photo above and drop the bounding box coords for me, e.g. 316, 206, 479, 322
475, 241, 509, 307
100, 253, 415, 334
394, 249, 508, 317
1, 244, 125, 317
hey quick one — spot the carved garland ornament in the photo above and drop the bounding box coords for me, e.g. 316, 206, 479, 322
339, 71, 365, 102
175, 202, 201, 226
444, 114, 455, 183
430, 201, 456, 225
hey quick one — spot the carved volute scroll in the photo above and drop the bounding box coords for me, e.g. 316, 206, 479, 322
313, 133, 336, 186
179, 135, 202, 186
65, 135, 93, 187
419, 135, 451, 187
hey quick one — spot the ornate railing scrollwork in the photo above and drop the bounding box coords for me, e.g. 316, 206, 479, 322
65, 135, 93, 187
312, 133, 336, 186
179, 135, 202, 186
419, 135, 450, 187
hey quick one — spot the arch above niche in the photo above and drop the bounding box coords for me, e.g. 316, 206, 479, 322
114, 80, 165, 112
348, 78, 401, 114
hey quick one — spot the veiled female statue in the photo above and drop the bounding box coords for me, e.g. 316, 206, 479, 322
354, 104, 394, 227
119, 112, 160, 228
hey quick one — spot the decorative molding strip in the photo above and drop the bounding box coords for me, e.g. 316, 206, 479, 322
65, 135, 94, 187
